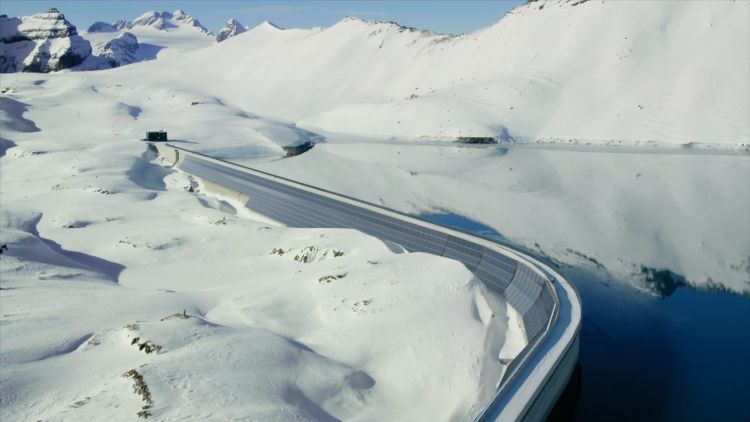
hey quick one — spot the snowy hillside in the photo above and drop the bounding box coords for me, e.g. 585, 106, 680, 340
4, 1, 747, 146
1, 0, 748, 419
126, 0, 746, 147
0, 72, 521, 419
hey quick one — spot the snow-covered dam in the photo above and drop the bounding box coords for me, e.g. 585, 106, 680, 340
153, 143, 582, 421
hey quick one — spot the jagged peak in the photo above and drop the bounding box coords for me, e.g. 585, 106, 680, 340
216, 17, 247, 42
126, 9, 211, 34
2, 7, 85, 42
112, 19, 129, 30
133, 10, 161, 21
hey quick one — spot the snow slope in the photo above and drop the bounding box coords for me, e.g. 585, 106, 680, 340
0, 71, 521, 420
8, 1, 748, 146
124, 0, 747, 147
1, 1, 748, 418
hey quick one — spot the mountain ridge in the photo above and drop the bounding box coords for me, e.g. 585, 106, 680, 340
89, 9, 212, 35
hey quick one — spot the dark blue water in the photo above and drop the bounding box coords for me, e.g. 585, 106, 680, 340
421, 213, 750, 421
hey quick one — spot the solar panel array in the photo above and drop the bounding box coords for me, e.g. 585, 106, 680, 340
180, 153, 556, 343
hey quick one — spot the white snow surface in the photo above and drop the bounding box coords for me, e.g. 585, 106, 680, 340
10, 0, 750, 146
2, 0, 749, 418
0, 71, 522, 420
103, 0, 749, 147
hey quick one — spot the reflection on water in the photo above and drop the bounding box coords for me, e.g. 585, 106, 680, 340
420, 213, 750, 421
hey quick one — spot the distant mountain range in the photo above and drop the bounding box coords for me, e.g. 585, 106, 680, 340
0, 8, 249, 72
88, 9, 213, 35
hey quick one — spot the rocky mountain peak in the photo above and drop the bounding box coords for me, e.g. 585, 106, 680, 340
216, 18, 247, 42
1, 8, 82, 41
130, 10, 171, 29
0, 8, 92, 72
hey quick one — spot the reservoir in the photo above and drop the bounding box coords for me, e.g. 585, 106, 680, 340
420, 213, 750, 421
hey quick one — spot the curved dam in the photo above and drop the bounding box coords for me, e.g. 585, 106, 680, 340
152, 142, 582, 421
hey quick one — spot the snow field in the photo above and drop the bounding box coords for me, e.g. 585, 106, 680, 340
0, 71, 523, 420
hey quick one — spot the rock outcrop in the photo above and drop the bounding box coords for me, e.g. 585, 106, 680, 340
87, 21, 118, 33
216, 18, 247, 42
0, 8, 92, 73
98, 32, 139, 66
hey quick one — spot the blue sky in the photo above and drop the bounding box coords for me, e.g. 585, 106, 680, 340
0, 1, 526, 35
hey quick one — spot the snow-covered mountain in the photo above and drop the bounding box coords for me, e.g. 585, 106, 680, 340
0, 8, 215, 72
216, 18, 247, 42
89, 9, 211, 35
134, 0, 746, 147
0, 8, 92, 72
1, 1, 749, 419
129, 9, 211, 34
0, 65, 511, 421
84, 9, 214, 63
97, 32, 139, 66
2, 1, 748, 145
87, 20, 130, 32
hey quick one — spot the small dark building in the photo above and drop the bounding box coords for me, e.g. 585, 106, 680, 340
146, 131, 168, 142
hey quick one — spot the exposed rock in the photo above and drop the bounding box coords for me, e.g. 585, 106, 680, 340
456, 137, 497, 144
112, 20, 130, 30
216, 18, 247, 42
1, 9, 80, 41
0, 8, 92, 73
98, 32, 139, 67
87, 21, 118, 33
282, 141, 314, 157
131, 10, 172, 29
